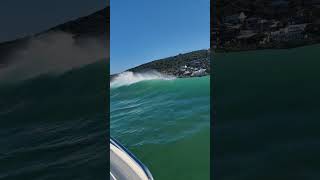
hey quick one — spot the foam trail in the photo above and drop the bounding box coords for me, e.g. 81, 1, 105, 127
110, 71, 175, 88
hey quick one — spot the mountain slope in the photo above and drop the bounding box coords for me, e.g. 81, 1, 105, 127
0, 7, 109, 66
111, 49, 211, 79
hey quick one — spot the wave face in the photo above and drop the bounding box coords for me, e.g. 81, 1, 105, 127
111, 76, 210, 180
0, 61, 108, 180
110, 71, 175, 88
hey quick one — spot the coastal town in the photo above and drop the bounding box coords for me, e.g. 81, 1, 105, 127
213, 0, 320, 51
176, 57, 209, 77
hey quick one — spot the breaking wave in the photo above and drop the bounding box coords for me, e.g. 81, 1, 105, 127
0, 31, 106, 83
110, 71, 175, 88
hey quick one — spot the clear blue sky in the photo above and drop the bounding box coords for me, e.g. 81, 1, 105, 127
111, 0, 210, 74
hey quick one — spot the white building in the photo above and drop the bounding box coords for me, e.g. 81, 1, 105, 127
191, 69, 206, 77
270, 24, 307, 42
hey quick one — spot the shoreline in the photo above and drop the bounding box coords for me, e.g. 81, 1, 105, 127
214, 41, 320, 53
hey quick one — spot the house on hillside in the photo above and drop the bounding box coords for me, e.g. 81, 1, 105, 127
269, 20, 283, 31
221, 24, 241, 43
236, 30, 265, 46
223, 12, 247, 25
270, 24, 307, 42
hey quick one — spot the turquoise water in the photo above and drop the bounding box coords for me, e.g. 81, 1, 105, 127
0, 61, 108, 180
214, 44, 320, 179
111, 75, 210, 180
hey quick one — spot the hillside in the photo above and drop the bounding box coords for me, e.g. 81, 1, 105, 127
111, 49, 211, 79
0, 7, 109, 65
213, 0, 320, 51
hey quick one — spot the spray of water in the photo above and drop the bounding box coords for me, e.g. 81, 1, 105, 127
0, 31, 107, 83
110, 71, 175, 88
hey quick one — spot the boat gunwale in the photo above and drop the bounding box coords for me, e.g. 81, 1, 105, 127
110, 137, 154, 180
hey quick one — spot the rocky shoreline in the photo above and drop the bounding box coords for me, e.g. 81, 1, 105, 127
214, 39, 320, 53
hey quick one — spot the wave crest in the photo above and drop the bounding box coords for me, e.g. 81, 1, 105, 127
110, 71, 175, 88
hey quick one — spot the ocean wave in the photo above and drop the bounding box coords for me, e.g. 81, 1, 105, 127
0, 31, 106, 83
110, 71, 175, 88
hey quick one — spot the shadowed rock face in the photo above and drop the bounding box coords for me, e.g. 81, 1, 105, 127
0, 7, 109, 66
48, 7, 109, 39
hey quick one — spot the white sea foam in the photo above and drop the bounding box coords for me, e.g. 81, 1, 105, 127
110, 71, 175, 88
0, 31, 107, 83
